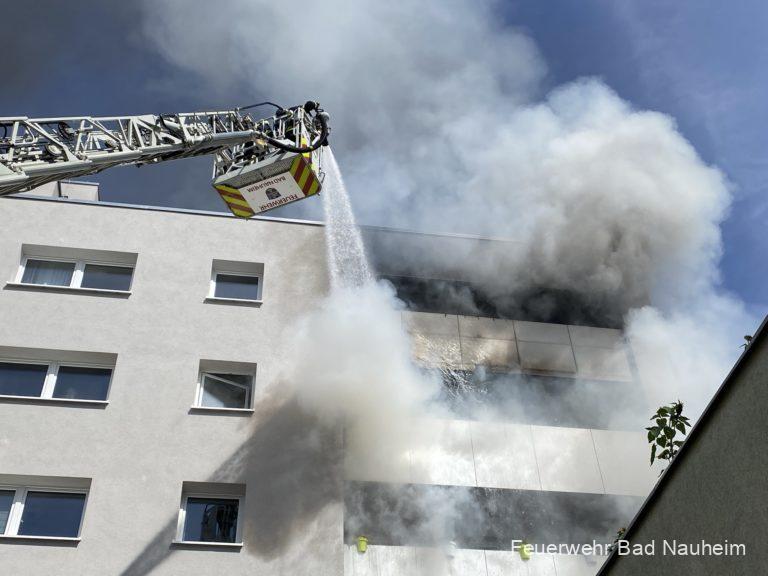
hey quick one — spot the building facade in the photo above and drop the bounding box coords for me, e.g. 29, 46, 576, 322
1, 192, 659, 575
598, 318, 768, 576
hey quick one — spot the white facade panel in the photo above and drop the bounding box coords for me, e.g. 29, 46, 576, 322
402, 311, 460, 336
348, 546, 604, 576
458, 316, 516, 340
568, 325, 623, 348
532, 426, 605, 494
460, 337, 520, 371
517, 341, 578, 373
514, 321, 572, 344
591, 429, 661, 496
410, 419, 476, 487
554, 553, 606, 576
471, 421, 541, 490
573, 346, 633, 381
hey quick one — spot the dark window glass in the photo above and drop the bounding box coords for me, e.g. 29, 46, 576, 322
183, 497, 239, 543
0, 362, 48, 397
21, 260, 75, 286
201, 373, 252, 409
214, 274, 260, 300
0, 490, 14, 533
18, 491, 86, 537
81, 264, 133, 291
53, 366, 112, 401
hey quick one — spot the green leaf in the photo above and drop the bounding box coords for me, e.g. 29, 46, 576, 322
657, 436, 667, 447
647, 430, 654, 443
664, 427, 675, 439
658, 407, 669, 416
675, 423, 686, 435
650, 444, 657, 464
658, 449, 670, 460
656, 419, 666, 427
673, 441, 684, 447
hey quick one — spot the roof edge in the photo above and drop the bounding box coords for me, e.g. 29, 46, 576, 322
1, 194, 325, 227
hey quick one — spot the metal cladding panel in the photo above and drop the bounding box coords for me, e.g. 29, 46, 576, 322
213, 154, 322, 217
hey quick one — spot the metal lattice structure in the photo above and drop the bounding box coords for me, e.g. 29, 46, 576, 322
0, 104, 325, 197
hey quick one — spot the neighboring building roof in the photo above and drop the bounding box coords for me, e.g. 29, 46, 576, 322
597, 315, 768, 574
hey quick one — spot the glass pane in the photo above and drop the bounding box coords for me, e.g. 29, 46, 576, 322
183, 497, 239, 543
0, 490, 14, 534
18, 492, 86, 537
81, 264, 133, 291
0, 362, 48, 397
53, 366, 112, 401
21, 260, 75, 286
201, 374, 251, 409
214, 274, 259, 300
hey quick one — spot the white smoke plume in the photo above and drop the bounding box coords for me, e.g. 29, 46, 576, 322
142, 0, 756, 413
142, 0, 759, 557
284, 282, 437, 471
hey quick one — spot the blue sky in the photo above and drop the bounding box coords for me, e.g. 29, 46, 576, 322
2, 1, 765, 311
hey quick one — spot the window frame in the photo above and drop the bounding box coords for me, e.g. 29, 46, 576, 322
0, 485, 89, 540
0, 358, 113, 403
194, 370, 254, 412
208, 269, 262, 303
175, 492, 244, 546
16, 255, 134, 293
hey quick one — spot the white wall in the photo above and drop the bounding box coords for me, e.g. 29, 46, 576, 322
0, 197, 342, 576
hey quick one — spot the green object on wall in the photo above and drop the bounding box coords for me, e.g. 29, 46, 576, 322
520, 539, 531, 561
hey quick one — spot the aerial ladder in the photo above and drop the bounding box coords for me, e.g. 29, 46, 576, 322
0, 101, 330, 217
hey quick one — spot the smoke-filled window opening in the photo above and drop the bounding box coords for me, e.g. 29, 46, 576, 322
343, 481, 643, 550
380, 275, 625, 328
380, 275, 498, 318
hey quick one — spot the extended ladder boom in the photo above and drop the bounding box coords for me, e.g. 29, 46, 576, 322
0, 102, 330, 217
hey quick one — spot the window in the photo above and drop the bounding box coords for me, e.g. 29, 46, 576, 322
183, 497, 240, 543
13, 245, 137, 293
208, 259, 264, 303
175, 483, 245, 545
0, 490, 13, 533
21, 259, 75, 287
0, 487, 87, 539
80, 264, 133, 291
213, 273, 260, 301
196, 372, 253, 410
0, 361, 112, 401
18, 257, 133, 291
0, 362, 48, 397
53, 366, 113, 400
